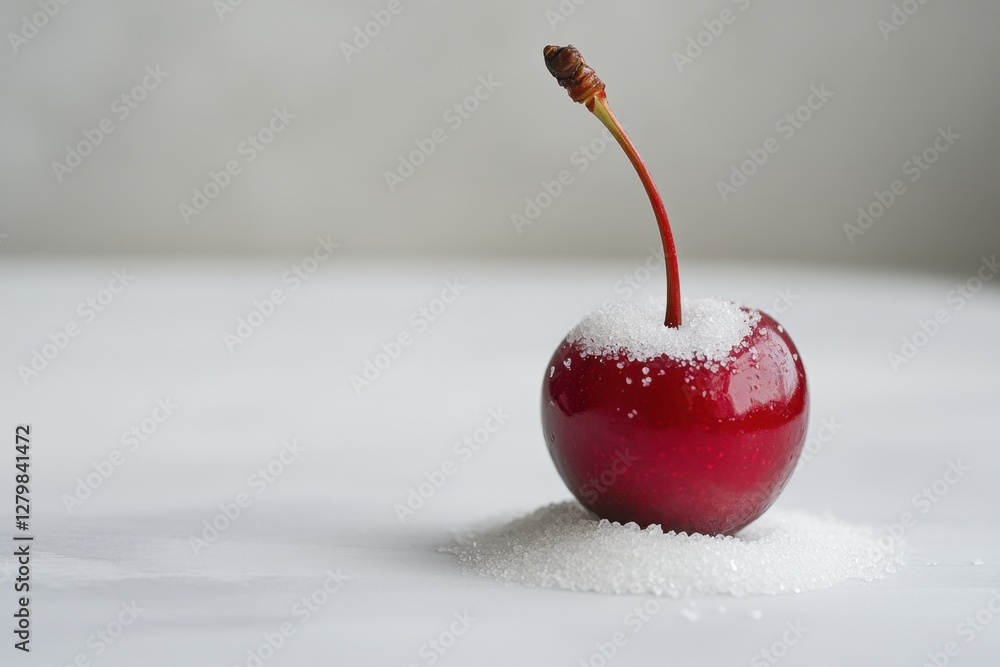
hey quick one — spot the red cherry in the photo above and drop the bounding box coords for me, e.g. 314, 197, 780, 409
540, 46, 810, 534
542, 307, 808, 535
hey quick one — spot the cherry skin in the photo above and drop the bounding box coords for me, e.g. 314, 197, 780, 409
542, 308, 808, 535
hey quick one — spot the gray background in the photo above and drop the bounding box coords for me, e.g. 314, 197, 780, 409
1, 0, 998, 271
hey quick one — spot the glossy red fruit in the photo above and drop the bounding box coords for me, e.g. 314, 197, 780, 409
542, 308, 808, 535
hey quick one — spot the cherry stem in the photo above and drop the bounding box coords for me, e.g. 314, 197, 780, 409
588, 93, 681, 328
543, 45, 682, 328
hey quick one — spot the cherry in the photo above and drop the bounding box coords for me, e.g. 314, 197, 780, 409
540, 45, 809, 535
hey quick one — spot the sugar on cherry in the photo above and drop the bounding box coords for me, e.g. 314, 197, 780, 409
539, 45, 809, 535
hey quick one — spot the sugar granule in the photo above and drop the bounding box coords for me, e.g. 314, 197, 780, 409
446, 502, 903, 597
568, 297, 760, 364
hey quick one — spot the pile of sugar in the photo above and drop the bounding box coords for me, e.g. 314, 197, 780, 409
447, 502, 902, 597
568, 297, 760, 363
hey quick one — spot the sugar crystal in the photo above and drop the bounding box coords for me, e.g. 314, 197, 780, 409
568, 298, 760, 364
446, 502, 903, 597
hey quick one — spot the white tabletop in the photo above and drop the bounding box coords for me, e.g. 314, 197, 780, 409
1, 257, 998, 666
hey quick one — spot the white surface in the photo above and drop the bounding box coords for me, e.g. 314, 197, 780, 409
1, 258, 999, 666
